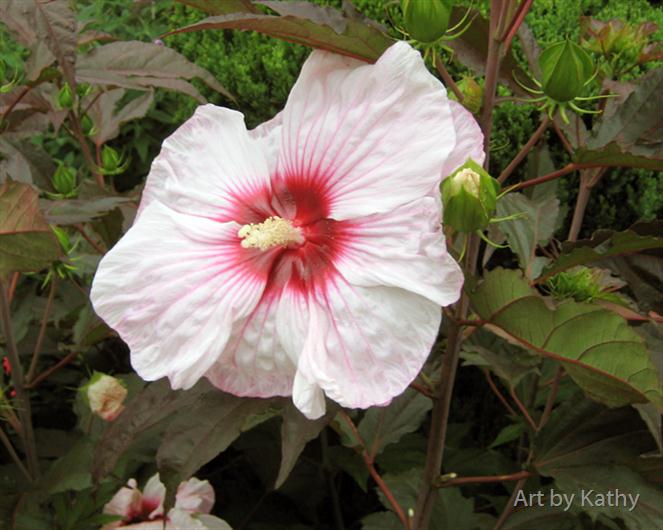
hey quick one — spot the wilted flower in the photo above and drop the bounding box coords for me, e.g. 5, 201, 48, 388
83, 372, 127, 421
102, 473, 230, 530
91, 42, 482, 419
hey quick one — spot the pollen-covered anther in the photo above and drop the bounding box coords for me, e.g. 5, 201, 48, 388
238, 216, 304, 251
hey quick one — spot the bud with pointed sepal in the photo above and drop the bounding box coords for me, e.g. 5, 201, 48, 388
101, 145, 130, 175
441, 158, 500, 233
52, 163, 77, 197
539, 40, 595, 103
57, 83, 74, 110
402, 0, 454, 44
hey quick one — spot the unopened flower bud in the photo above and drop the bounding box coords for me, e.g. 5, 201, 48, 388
76, 83, 92, 98
402, 0, 453, 44
57, 83, 74, 109
450, 76, 483, 114
539, 40, 595, 103
52, 163, 77, 196
100, 145, 129, 176
83, 372, 127, 421
441, 159, 499, 233
81, 114, 95, 136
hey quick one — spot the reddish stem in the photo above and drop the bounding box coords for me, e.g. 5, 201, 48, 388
501, 0, 533, 51
24, 351, 80, 390
498, 116, 550, 184
339, 411, 412, 529
483, 369, 517, 416
509, 387, 537, 431
437, 469, 532, 488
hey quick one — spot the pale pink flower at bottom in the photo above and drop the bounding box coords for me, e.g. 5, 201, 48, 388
90, 41, 483, 419
102, 474, 230, 530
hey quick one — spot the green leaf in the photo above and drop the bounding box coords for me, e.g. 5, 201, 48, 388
490, 423, 526, 449
356, 388, 432, 458
76, 41, 233, 103
470, 269, 663, 410
167, 1, 393, 63
361, 512, 402, 530
574, 68, 663, 171
496, 192, 559, 279
379, 469, 478, 530
43, 197, 132, 225
179, 0, 259, 14
0, 180, 60, 274
539, 222, 663, 283
274, 403, 336, 488
501, 507, 579, 530
0, 135, 56, 188
156, 389, 277, 507
33, 0, 77, 91
41, 439, 93, 494
88, 88, 155, 146
461, 329, 540, 388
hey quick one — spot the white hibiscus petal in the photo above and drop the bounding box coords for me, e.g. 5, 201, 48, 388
174, 477, 215, 514
206, 295, 296, 398
337, 197, 464, 307
91, 202, 266, 390
441, 100, 485, 178
141, 104, 272, 221
297, 281, 442, 410
279, 41, 456, 219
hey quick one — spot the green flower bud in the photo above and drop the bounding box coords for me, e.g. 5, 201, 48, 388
51, 225, 72, 252
441, 159, 500, 233
402, 0, 453, 44
80, 114, 95, 136
449, 76, 483, 114
57, 83, 74, 109
52, 163, 77, 196
539, 40, 595, 103
76, 82, 93, 98
101, 145, 121, 172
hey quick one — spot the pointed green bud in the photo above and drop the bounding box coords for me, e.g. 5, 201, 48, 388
57, 83, 74, 109
449, 76, 483, 114
80, 114, 95, 136
539, 40, 595, 103
76, 83, 93, 98
51, 225, 72, 252
52, 163, 77, 196
402, 0, 453, 44
441, 159, 500, 233
101, 145, 121, 172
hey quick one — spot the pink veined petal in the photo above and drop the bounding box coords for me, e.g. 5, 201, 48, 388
441, 100, 485, 178
205, 295, 297, 398
140, 105, 272, 221
102, 479, 142, 529
250, 111, 282, 177
278, 41, 456, 220
336, 197, 464, 307
290, 281, 442, 412
142, 474, 166, 519
175, 477, 215, 515
90, 202, 266, 390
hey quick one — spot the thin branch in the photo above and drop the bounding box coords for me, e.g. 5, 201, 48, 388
493, 477, 528, 530
537, 367, 563, 431
500, 0, 533, 51
511, 163, 578, 191
0, 86, 33, 126
508, 387, 537, 431
68, 110, 105, 189
339, 411, 412, 530
26, 278, 58, 382
7, 272, 19, 305
567, 170, 592, 241
552, 121, 574, 156
0, 279, 38, 479
0, 425, 32, 482
409, 381, 434, 399
483, 370, 517, 416
498, 116, 550, 184
436, 469, 532, 488
434, 52, 464, 102
75, 224, 106, 254
24, 351, 80, 390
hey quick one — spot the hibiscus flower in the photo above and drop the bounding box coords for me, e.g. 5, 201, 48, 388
102, 473, 230, 529
91, 41, 483, 419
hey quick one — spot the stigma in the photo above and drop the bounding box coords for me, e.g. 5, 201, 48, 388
238, 216, 304, 251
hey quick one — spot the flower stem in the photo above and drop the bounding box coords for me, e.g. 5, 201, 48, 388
436, 469, 533, 488
0, 425, 32, 482
498, 116, 550, 184
0, 279, 38, 479
24, 350, 80, 390
26, 277, 58, 382
434, 52, 464, 102
339, 411, 412, 530
493, 476, 528, 530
